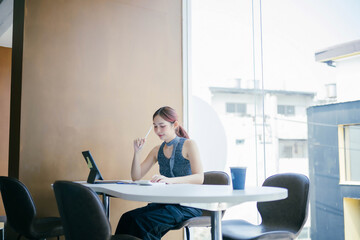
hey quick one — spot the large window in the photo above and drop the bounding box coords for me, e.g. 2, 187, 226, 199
187, 1, 360, 239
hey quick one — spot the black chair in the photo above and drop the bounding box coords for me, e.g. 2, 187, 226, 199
222, 173, 310, 240
53, 181, 140, 240
171, 171, 230, 240
0, 176, 64, 240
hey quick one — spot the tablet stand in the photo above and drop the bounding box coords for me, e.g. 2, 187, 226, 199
87, 169, 103, 184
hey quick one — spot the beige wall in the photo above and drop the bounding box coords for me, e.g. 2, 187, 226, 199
0, 46, 11, 216
20, 0, 183, 238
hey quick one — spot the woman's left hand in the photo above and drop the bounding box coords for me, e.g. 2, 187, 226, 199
151, 174, 171, 183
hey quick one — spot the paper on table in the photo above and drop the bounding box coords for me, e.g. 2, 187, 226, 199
134, 180, 166, 186
116, 180, 166, 186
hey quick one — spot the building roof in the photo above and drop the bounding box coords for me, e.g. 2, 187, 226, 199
315, 39, 360, 63
209, 87, 315, 97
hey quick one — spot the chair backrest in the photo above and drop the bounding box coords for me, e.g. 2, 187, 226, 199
53, 181, 112, 240
257, 173, 310, 236
0, 176, 37, 237
203, 171, 230, 185
202, 171, 230, 217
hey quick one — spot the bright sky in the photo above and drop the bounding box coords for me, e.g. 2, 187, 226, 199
190, 0, 360, 100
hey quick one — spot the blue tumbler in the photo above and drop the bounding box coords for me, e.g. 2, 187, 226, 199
230, 167, 247, 190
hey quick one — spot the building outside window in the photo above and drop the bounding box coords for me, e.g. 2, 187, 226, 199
279, 140, 308, 159
226, 102, 247, 115
278, 105, 295, 116
339, 124, 360, 183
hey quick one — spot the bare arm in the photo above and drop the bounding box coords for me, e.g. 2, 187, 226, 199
131, 138, 159, 181
151, 139, 204, 184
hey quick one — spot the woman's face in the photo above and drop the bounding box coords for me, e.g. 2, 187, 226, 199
153, 115, 177, 141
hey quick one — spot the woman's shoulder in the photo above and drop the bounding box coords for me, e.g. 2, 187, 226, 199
150, 145, 161, 155
152, 144, 161, 151
181, 138, 199, 160
182, 138, 197, 149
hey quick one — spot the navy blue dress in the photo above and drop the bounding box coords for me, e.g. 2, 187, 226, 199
115, 137, 202, 240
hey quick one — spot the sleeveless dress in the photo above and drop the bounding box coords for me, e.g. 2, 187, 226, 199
115, 137, 202, 240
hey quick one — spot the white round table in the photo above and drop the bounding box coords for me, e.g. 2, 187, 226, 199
84, 183, 287, 240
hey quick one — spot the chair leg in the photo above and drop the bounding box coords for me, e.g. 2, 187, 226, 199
185, 227, 190, 240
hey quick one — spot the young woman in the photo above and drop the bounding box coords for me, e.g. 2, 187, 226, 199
115, 106, 204, 240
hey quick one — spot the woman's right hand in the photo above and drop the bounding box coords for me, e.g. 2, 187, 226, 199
134, 138, 146, 152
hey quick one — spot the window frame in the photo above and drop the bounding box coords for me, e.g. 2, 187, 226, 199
339, 124, 360, 185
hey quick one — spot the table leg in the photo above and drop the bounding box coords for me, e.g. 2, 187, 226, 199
102, 193, 110, 219
211, 211, 222, 240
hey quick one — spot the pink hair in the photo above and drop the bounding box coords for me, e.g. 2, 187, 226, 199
153, 106, 189, 139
